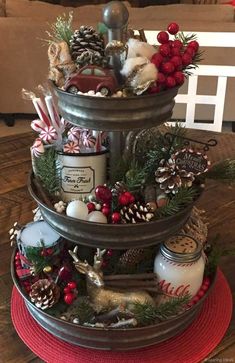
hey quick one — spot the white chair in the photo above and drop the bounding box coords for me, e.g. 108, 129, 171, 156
143, 31, 235, 132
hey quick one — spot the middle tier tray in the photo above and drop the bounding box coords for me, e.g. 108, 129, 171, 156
53, 84, 179, 131
29, 173, 201, 249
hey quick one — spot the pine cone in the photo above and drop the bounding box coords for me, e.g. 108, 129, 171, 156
29, 279, 60, 310
155, 159, 195, 194
70, 26, 105, 66
111, 181, 127, 197
120, 202, 154, 223
118, 248, 145, 268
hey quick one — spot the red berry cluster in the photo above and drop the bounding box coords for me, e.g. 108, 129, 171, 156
86, 185, 136, 224
41, 247, 54, 257
63, 281, 78, 305
187, 277, 210, 308
149, 22, 199, 93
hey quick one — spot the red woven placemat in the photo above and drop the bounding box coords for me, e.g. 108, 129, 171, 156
11, 269, 232, 363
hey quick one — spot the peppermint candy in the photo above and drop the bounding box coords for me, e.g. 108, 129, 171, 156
82, 130, 96, 148
63, 141, 80, 154
31, 138, 45, 158
67, 127, 82, 143
31, 119, 48, 133
39, 126, 58, 144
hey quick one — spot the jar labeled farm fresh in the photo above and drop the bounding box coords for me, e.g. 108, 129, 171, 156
154, 235, 205, 298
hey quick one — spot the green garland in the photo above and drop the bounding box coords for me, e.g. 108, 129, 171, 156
132, 294, 190, 326
45, 12, 74, 45
205, 159, 235, 183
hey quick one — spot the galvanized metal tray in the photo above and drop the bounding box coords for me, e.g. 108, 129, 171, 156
28, 173, 202, 249
11, 249, 216, 350
52, 84, 179, 131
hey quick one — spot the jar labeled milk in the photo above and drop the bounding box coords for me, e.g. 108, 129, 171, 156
154, 235, 205, 298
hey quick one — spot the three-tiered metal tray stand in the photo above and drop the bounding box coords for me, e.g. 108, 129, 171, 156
12, 1, 215, 350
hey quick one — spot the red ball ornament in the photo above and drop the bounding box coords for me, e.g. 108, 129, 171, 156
182, 53, 192, 66
167, 22, 179, 35
165, 76, 176, 88
118, 193, 130, 206
101, 206, 110, 217
46, 248, 53, 256
151, 53, 163, 68
161, 62, 175, 75
40, 249, 47, 257
172, 39, 183, 49
159, 43, 171, 57
157, 72, 166, 84
87, 202, 96, 212
188, 40, 199, 52
64, 293, 75, 305
170, 55, 182, 70
112, 212, 121, 224
67, 281, 77, 290
157, 31, 169, 44
95, 185, 112, 204
173, 71, 185, 85
107, 249, 113, 257
123, 191, 135, 204
63, 286, 71, 294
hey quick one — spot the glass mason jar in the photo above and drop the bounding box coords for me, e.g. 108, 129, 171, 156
154, 235, 205, 298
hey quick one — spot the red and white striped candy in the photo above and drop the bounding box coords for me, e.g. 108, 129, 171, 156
67, 127, 82, 143
31, 138, 45, 158
39, 126, 58, 144
31, 119, 48, 133
82, 131, 96, 148
63, 141, 80, 154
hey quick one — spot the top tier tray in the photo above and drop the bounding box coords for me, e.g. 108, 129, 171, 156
53, 85, 178, 131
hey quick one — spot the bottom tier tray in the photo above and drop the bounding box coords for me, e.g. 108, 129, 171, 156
11, 251, 216, 351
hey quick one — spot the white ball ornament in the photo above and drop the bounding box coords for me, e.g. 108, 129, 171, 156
66, 200, 88, 220
87, 211, 108, 224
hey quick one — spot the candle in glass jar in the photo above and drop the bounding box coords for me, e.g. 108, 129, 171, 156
154, 235, 205, 298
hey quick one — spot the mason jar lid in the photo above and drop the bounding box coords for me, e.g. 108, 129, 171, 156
160, 234, 202, 263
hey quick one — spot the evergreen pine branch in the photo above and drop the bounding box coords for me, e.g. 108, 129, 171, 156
45, 12, 74, 45
34, 147, 60, 195
205, 159, 235, 183
125, 161, 147, 192
74, 299, 95, 324
132, 294, 190, 326
156, 187, 199, 218
175, 32, 197, 46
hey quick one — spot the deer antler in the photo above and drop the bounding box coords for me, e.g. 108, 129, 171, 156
68, 246, 90, 274
93, 248, 106, 271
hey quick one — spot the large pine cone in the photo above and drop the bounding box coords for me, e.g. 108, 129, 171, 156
155, 159, 195, 194
70, 26, 105, 66
120, 202, 154, 223
29, 279, 60, 310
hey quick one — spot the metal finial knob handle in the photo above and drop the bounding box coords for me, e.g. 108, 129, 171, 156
103, 1, 129, 42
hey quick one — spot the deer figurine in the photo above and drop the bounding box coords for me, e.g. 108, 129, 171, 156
69, 246, 155, 313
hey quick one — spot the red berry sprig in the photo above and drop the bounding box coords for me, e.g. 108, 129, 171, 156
150, 22, 200, 94
63, 281, 78, 305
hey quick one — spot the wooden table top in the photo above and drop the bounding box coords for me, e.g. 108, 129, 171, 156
0, 130, 235, 363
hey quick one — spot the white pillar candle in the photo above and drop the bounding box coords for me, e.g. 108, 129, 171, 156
19, 221, 60, 248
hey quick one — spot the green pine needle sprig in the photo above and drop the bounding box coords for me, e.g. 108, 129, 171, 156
132, 294, 190, 326
45, 12, 74, 45
34, 147, 60, 196
205, 159, 235, 183
156, 187, 199, 218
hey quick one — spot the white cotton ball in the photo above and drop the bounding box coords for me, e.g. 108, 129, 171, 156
137, 63, 158, 85
127, 38, 156, 60
88, 90, 95, 96
87, 211, 107, 223
66, 200, 89, 220
121, 57, 149, 78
